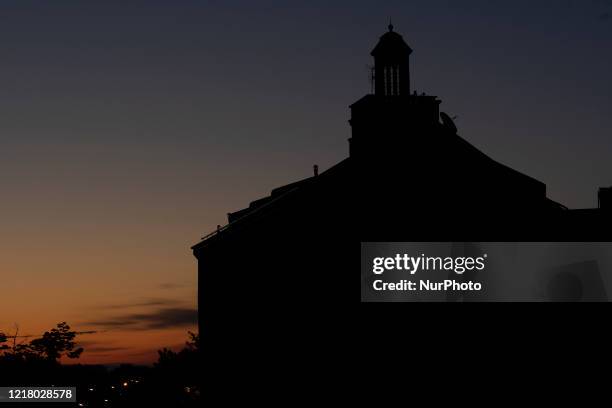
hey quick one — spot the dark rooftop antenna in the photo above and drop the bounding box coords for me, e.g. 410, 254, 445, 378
313, 165, 319, 177
388, 18, 394, 32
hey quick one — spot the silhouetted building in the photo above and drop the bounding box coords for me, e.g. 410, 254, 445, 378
192, 25, 611, 379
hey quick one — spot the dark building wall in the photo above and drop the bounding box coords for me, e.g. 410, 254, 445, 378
193, 167, 356, 394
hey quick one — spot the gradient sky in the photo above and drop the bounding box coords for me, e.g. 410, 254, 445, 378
1, 0, 612, 364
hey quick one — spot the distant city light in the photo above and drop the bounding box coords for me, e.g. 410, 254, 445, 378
123, 382, 128, 387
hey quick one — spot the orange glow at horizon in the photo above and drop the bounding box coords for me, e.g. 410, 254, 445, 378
1, 195, 200, 365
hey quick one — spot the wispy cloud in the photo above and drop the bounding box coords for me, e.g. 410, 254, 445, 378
83, 307, 197, 331
77, 340, 129, 352
158, 282, 188, 290
86, 345, 131, 353
105, 298, 181, 310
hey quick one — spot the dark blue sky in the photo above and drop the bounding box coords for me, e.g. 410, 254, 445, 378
2, 1, 610, 208
1, 0, 611, 362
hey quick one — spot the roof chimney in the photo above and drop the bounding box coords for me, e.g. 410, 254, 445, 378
599, 187, 612, 210
313, 165, 319, 177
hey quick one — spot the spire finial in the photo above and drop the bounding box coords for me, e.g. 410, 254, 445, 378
388, 18, 394, 32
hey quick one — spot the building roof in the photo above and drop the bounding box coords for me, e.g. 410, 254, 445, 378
371, 25, 413, 57
192, 158, 352, 251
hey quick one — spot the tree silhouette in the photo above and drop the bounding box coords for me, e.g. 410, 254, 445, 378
27, 322, 84, 361
148, 331, 200, 406
1, 327, 202, 405
0, 322, 83, 362
0, 322, 84, 387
